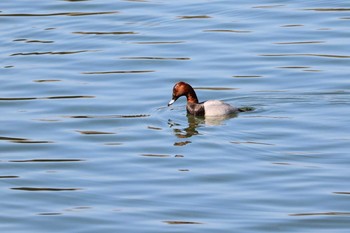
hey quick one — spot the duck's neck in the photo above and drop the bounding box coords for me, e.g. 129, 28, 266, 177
186, 86, 199, 104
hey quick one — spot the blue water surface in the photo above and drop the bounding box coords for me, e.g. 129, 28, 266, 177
1, 0, 350, 232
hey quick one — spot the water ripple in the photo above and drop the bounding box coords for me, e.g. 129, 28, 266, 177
133, 41, 184, 44
195, 87, 239, 91
11, 187, 81, 191
38, 213, 62, 216
0, 96, 94, 101
10, 159, 83, 163
65, 114, 150, 119
141, 154, 171, 158
231, 141, 275, 146
0, 11, 118, 17
281, 24, 304, 27
163, 221, 203, 225
305, 8, 350, 12
10, 50, 98, 56
333, 192, 350, 195
274, 41, 325, 45
0, 176, 19, 179
33, 79, 61, 83
252, 5, 285, 9
120, 56, 190, 60
233, 75, 262, 78
278, 66, 310, 69
203, 29, 251, 33
290, 212, 350, 216
13, 38, 54, 43
81, 70, 154, 74
178, 15, 211, 19
260, 53, 350, 59
73, 31, 137, 35
0, 136, 53, 144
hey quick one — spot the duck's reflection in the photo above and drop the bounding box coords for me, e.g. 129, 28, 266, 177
204, 114, 237, 126
168, 114, 237, 138
168, 115, 201, 138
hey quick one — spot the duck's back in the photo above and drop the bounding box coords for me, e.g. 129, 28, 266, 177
203, 100, 238, 116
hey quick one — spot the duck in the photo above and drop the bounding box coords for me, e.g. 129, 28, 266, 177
168, 81, 240, 116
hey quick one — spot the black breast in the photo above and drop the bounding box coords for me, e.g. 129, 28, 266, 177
186, 102, 205, 116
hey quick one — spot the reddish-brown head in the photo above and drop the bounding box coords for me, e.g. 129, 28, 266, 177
168, 81, 199, 106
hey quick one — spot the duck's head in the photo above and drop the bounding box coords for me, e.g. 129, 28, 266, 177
168, 81, 198, 106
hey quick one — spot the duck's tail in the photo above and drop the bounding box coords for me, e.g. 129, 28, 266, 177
238, 106, 255, 112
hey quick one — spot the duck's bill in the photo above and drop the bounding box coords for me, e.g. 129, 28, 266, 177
168, 99, 175, 106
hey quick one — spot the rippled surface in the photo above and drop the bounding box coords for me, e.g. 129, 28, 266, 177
1, 0, 350, 232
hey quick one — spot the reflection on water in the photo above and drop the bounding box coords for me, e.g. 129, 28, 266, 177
174, 140, 191, 146
169, 114, 237, 139
76, 130, 115, 135
168, 116, 200, 139
204, 114, 237, 126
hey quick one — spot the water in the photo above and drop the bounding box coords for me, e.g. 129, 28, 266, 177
1, 0, 350, 232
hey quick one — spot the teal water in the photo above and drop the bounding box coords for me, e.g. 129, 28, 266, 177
1, 0, 350, 232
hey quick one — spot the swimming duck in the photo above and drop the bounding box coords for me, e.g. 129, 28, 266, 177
168, 81, 239, 116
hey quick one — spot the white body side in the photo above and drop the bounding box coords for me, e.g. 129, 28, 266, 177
203, 100, 238, 116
